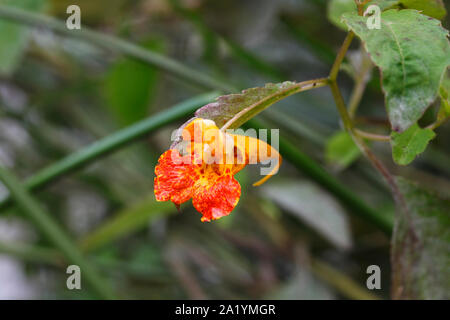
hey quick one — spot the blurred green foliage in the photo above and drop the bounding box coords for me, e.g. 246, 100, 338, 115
104, 38, 165, 126
0, 0, 46, 74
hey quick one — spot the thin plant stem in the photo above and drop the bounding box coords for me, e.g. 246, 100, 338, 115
280, 14, 336, 65
354, 128, 390, 141
331, 81, 413, 238
168, 0, 286, 81
355, 138, 413, 234
329, 32, 354, 82
0, 241, 62, 265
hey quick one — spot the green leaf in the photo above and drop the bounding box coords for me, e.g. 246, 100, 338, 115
325, 131, 361, 170
79, 196, 175, 252
399, 0, 447, 20
342, 10, 450, 132
195, 80, 326, 129
104, 39, 165, 126
327, 0, 398, 29
0, 0, 47, 75
392, 177, 450, 299
391, 123, 435, 165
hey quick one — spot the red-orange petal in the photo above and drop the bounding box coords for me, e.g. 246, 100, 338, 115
192, 175, 241, 222
154, 149, 196, 205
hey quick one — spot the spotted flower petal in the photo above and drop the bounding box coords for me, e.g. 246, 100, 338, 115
154, 149, 196, 204
192, 174, 241, 222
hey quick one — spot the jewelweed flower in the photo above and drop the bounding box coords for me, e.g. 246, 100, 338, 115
154, 118, 281, 222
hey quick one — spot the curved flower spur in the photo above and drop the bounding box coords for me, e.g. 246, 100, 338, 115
154, 118, 281, 222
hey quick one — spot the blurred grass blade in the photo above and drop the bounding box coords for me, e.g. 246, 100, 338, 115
79, 197, 175, 253
0, 0, 46, 75
0, 165, 116, 299
0, 4, 235, 92
342, 10, 450, 132
0, 92, 219, 212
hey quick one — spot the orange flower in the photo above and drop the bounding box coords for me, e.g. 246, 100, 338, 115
154, 118, 281, 221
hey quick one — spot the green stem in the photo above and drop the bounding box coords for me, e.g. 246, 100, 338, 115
0, 5, 235, 92
0, 92, 219, 212
354, 128, 390, 142
331, 81, 410, 235
0, 166, 116, 299
328, 33, 410, 233
329, 81, 354, 131
169, 0, 286, 81
329, 32, 354, 82
245, 119, 393, 234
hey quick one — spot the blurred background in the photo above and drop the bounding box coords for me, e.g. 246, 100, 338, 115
0, 0, 449, 299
